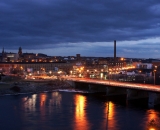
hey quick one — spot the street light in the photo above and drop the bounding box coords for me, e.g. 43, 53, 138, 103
70, 70, 72, 77
154, 70, 156, 85
108, 69, 112, 85
154, 66, 157, 85
49, 71, 52, 77
109, 71, 110, 85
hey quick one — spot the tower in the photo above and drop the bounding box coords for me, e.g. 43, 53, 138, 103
1, 47, 5, 62
114, 40, 116, 66
76, 54, 81, 61
2, 47, 4, 54
18, 47, 22, 56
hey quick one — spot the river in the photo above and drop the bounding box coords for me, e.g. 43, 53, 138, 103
0, 91, 160, 130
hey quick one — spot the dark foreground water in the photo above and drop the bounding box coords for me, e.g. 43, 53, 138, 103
0, 91, 160, 130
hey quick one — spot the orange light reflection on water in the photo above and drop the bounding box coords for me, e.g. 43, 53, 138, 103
146, 109, 160, 130
21, 92, 62, 129
40, 93, 47, 107
22, 94, 37, 112
40, 93, 47, 121
103, 101, 117, 129
74, 95, 89, 130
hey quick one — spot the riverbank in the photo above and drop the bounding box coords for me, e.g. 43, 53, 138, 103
0, 79, 72, 95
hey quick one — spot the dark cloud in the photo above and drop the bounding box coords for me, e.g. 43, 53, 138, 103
0, 0, 160, 57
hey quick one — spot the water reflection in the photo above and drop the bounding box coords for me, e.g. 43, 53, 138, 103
103, 101, 117, 129
51, 92, 62, 106
2, 92, 160, 130
145, 109, 160, 130
22, 94, 37, 112
21, 92, 62, 128
74, 94, 89, 130
21, 92, 62, 112
40, 93, 47, 121
40, 93, 47, 106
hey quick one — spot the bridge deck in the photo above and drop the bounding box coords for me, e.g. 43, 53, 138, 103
66, 77, 160, 92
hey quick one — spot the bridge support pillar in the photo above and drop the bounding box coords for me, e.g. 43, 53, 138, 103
88, 84, 92, 92
127, 89, 148, 100
148, 92, 160, 108
66, 81, 75, 88
106, 87, 126, 96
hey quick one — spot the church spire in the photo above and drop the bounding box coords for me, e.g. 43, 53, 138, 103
2, 47, 4, 54
1, 47, 5, 62
18, 47, 22, 56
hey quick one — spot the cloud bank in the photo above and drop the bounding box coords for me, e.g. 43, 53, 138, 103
0, 0, 160, 58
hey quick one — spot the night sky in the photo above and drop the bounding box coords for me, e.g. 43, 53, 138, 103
0, 0, 160, 58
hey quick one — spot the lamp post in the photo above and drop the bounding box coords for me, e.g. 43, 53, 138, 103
108, 68, 111, 85
143, 76, 145, 84
154, 66, 157, 85
154, 70, 156, 85
87, 70, 89, 78
109, 72, 110, 85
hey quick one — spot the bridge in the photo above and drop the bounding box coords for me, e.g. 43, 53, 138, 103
65, 77, 160, 108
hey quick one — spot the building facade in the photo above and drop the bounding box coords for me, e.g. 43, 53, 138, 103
0, 62, 73, 75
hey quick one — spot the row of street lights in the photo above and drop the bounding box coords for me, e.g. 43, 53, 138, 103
70, 65, 158, 86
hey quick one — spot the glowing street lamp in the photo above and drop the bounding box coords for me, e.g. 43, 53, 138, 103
70, 70, 72, 76
154, 66, 157, 85
154, 70, 156, 85
121, 57, 124, 61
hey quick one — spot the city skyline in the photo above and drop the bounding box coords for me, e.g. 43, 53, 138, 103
0, 0, 160, 58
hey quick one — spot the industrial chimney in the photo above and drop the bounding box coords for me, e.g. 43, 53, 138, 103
114, 40, 116, 66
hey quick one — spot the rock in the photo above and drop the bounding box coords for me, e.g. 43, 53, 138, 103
10, 86, 21, 93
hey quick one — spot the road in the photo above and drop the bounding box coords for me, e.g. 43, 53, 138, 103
64, 77, 160, 92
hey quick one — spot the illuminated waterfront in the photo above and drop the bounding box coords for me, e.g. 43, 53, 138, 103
0, 91, 160, 130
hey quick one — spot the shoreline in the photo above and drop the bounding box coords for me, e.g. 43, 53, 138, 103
0, 79, 73, 96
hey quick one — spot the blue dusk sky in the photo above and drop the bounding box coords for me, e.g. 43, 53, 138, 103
0, 0, 160, 58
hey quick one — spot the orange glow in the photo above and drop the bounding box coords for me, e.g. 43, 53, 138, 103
76, 96, 84, 117
102, 101, 117, 129
80, 67, 83, 70
147, 110, 157, 121
39, 93, 47, 121
74, 95, 89, 130
40, 94, 47, 106
145, 109, 160, 130
121, 57, 124, 61
107, 101, 114, 119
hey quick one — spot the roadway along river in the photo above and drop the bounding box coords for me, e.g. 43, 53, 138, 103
66, 77, 160, 92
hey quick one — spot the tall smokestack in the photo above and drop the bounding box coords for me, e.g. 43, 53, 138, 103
114, 40, 116, 66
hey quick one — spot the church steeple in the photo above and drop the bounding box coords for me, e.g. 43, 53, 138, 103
1, 47, 5, 62
18, 47, 22, 56
2, 47, 4, 54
